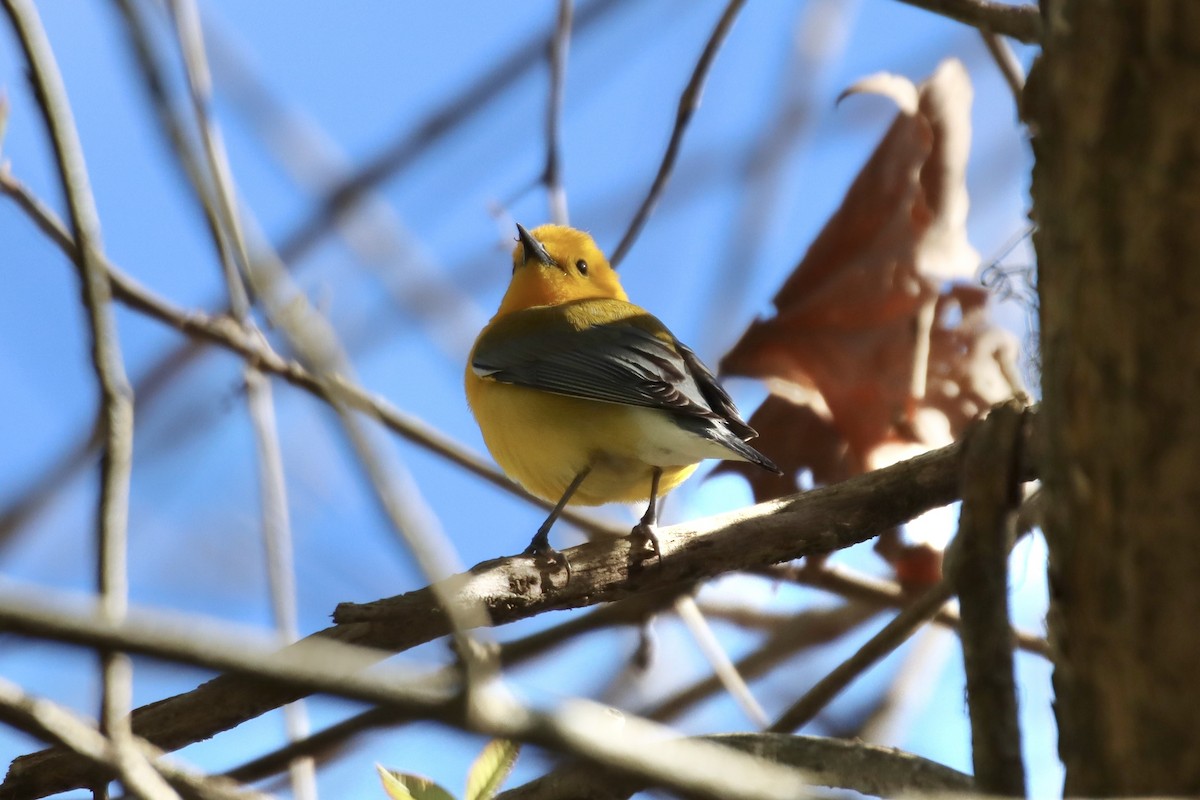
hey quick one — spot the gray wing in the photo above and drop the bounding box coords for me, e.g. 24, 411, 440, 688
473, 310, 779, 472
472, 316, 719, 420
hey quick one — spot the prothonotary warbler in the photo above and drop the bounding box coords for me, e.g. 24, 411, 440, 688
466, 224, 780, 570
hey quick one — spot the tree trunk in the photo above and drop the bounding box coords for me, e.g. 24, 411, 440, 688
1028, 1, 1200, 795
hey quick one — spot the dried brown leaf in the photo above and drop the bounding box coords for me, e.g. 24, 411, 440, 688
721, 59, 1021, 492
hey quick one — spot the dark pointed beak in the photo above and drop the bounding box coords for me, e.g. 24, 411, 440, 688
516, 223, 556, 268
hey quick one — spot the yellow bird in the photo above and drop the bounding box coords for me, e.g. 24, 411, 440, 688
466, 224, 779, 568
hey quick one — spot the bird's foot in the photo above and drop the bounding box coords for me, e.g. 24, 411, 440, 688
630, 521, 662, 567
523, 536, 572, 582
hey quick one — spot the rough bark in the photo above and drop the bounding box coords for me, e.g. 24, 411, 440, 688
1028, 1, 1200, 794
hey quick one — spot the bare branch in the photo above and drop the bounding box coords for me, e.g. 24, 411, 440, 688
766, 563, 1050, 657
769, 580, 955, 733
1, 0, 138, 772
275, 0, 623, 265
111, 0, 224, 241
222, 707, 397, 785
609, 0, 747, 267
237, 240, 495, 697
544, 0, 572, 225
647, 603, 880, 724
890, 0, 1040, 44
674, 596, 768, 727
225, 588, 691, 785
3, 413, 1040, 797
200, 13, 486, 361
981, 30, 1026, 104
0, 172, 616, 541
0, 679, 267, 800
497, 733, 974, 800
0, 598, 818, 800
954, 401, 1028, 795
166, 2, 314, 794
245, 368, 315, 799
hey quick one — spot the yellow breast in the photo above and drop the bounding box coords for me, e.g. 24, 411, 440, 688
464, 368, 697, 506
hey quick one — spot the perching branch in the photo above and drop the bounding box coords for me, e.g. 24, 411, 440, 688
1, 0, 138, 775
2, 412, 1040, 797
890, 0, 1040, 44
609, 0, 747, 267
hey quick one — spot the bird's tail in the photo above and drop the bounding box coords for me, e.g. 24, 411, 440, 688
715, 426, 781, 474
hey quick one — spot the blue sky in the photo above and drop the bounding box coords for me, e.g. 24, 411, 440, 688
0, 1, 1050, 797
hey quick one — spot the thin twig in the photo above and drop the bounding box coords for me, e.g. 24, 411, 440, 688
225, 592, 683, 783
609, 0, 747, 267
200, 11, 486, 360
765, 563, 1050, 657
1, 0, 138, 781
768, 580, 955, 733
0, 683, 268, 800
890, 0, 1040, 43
236, 237, 495, 696
167, 0, 252, 315
673, 596, 768, 727
981, 30, 1026, 104
954, 402, 1027, 795
244, 370, 315, 799
698, 0, 849, 354
226, 588, 690, 785
647, 603, 880, 724
275, 0, 623, 265
0, 172, 617, 541
543, 0, 572, 225
222, 707, 399, 785
0, 680, 189, 800
166, 2, 316, 796
112, 0, 226, 243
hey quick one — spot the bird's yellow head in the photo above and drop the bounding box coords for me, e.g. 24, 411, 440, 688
496, 224, 628, 315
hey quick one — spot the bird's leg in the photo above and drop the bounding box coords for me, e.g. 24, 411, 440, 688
631, 467, 663, 564
525, 466, 591, 574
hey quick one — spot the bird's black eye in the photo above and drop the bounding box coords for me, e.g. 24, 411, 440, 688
575, 259, 589, 276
